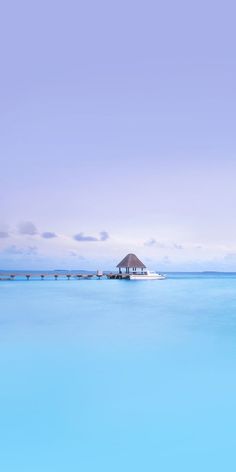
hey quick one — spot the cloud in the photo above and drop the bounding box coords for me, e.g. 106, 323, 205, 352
162, 255, 171, 264
25, 246, 38, 255
4, 245, 24, 255
74, 231, 109, 242
224, 253, 236, 261
100, 231, 109, 241
41, 232, 57, 239
69, 251, 85, 259
144, 239, 157, 247
69, 251, 78, 257
3, 245, 38, 255
144, 239, 167, 248
0, 231, 9, 238
144, 239, 183, 250
173, 243, 183, 250
74, 233, 98, 242
18, 221, 37, 235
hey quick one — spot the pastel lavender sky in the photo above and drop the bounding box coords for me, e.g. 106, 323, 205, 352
0, 0, 236, 270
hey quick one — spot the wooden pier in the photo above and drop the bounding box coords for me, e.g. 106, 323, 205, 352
106, 273, 130, 279
0, 272, 106, 280
0, 253, 148, 282
0, 272, 134, 281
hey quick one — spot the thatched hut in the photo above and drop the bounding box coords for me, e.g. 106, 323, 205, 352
117, 253, 146, 274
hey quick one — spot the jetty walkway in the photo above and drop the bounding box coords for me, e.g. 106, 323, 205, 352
0, 272, 104, 280
0, 272, 130, 281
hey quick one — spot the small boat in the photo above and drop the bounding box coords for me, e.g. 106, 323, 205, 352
129, 270, 166, 280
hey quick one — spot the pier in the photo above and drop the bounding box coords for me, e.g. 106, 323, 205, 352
0, 272, 106, 280
0, 272, 137, 281
106, 273, 130, 279
0, 253, 148, 281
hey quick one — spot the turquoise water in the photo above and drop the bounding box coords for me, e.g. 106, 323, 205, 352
1, 274, 236, 471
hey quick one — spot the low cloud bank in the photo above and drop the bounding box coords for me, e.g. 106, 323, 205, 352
3, 245, 38, 255
144, 239, 183, 249
74, 231, 109, 242
18, 221, 38, 235
100, 231, 109, 241
0, 231, 9, 238
41, 232, 57, 239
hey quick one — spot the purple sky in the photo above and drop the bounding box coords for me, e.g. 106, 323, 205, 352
0, 0, 236, 270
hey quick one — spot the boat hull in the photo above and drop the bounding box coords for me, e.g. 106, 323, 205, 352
129, 274, 166, 280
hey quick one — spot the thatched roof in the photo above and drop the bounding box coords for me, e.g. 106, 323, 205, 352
117, 253, 146, 269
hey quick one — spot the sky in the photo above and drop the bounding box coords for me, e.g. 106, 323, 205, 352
0, 0, 236, 270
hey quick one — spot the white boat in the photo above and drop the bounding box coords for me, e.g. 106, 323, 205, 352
129, 270, 166, 280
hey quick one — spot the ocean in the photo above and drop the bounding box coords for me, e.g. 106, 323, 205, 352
1, 273, 236, 471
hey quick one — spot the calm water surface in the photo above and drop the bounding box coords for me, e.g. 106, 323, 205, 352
1, 274, 236, 471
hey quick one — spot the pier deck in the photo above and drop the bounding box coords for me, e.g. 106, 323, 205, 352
0, 272, 129, 280
0, 273, 101, 280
